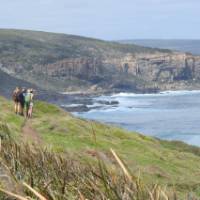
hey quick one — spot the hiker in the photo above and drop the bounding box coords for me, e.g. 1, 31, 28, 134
18, 88, 26, 116
27, 89, 34, 118
24, 89, 34, 118
12, 87, 21, 114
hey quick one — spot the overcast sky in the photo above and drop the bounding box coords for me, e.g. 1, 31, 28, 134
0, 0, 199, 40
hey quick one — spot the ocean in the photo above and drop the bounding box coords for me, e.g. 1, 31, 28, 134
73, 91, 200, 146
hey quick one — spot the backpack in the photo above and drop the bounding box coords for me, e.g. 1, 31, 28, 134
12, 91, 20, 102
25, 93, 32, 103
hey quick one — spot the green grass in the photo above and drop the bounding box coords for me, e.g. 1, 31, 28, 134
0, 96, 24, 137
1, 96, 200, 195
0, 29, 169, 66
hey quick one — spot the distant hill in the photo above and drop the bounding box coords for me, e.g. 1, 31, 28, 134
0, 29, 164, 64
1, 29, 200, 93
119, 39, 200, 55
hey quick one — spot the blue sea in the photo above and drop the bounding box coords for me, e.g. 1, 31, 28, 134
73, 91, 200, 146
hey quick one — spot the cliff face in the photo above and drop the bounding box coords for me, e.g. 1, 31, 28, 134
117, 53, 200, 82
1, 49, 200, 93
24, 52, 200, 92
1, 29, 200, 93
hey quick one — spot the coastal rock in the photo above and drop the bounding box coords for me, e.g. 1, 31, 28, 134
28, 52, 200, 92
1, 30, 200, 93
97, 100, 119, 105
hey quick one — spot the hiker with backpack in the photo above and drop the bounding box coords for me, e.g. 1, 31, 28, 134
27, 89, 34, 118
24, 89, 34, 118
18, 88, 26, 116
12, 87, 21, 114
12, 87, 26, 115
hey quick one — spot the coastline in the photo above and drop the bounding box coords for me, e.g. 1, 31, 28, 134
71, 90, 200, 147
59, 89, 200, 113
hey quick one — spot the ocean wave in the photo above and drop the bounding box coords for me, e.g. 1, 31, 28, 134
61, 103, 83, 108
111, 90, 200, 98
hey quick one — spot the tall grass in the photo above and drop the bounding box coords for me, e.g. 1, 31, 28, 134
0, 124, 198, 200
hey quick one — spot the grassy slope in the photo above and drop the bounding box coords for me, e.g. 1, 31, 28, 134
0, 29, 171, 67
1, 96, 200, 195
0, 29, 171, 91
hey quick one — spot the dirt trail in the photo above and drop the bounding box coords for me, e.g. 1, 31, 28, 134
22, 120, 43, 144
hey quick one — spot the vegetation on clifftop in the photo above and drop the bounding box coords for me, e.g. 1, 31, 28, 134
0, 29, 173, 92
0, 29, 170, 66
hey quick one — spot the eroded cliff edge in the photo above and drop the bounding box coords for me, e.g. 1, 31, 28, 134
0, 29, 200, 93
32, 52, 200, 92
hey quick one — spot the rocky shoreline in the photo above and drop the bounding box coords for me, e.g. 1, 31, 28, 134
61, 99, 119, 112
38, 82, 200, 113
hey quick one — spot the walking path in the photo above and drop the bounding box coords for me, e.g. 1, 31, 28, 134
22, 120, 43, 144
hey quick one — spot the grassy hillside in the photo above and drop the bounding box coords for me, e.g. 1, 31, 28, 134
0, 29, 169, 66
0, 29, 173, 93
1, 95, 200, 198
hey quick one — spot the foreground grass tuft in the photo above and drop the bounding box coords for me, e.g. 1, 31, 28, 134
0, 130, 199, 200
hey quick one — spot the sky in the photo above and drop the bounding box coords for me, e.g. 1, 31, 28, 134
0, 0, 200, 40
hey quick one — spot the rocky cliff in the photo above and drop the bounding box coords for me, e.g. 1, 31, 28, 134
1, 29, 200, 93
27, 52, 200, 92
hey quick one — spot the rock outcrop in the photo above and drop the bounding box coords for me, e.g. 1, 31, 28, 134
21, 52, 200, 92
1, 29, 200, 93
